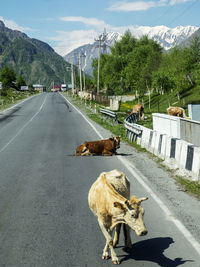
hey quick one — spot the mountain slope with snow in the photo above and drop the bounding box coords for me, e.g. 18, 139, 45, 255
64, 25, 199, 75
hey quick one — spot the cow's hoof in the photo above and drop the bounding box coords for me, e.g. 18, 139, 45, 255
102, 253, 109, 260
112, 259, 120, 264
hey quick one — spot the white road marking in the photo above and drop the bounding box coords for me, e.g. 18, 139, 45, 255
61, 93, 200, 256
0, 94, 47, 153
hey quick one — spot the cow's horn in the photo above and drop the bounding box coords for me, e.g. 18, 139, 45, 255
138, 197, 148, 204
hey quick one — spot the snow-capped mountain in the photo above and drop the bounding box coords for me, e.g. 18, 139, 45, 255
64, 25, 199, 76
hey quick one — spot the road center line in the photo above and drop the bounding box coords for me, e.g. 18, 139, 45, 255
0, 94, 47, 153
61, 93, 200, 256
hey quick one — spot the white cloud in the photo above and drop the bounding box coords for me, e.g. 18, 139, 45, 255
48, 29, 101, 56
0, 16, 32, 32
59, 16, 106, 27
107, 1, 165, 11
52, 16, 109, 55
169, 0, 192, 5
107, 0, 192, 12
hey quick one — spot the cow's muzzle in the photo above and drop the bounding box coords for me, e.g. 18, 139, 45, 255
139, 230, 148, 236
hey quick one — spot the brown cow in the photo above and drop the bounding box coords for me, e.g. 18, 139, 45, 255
130, 104, 144, 120
167, 106, 186, 117
88, 170, 148, 264
76, 136, 120, 156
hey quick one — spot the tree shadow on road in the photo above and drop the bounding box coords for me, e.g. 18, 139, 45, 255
120, 237, 194, 266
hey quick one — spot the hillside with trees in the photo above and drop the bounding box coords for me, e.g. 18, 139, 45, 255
92, 31, 200, 114
0, 20, 73, 88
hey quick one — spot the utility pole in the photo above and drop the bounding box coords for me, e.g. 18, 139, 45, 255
95, 29, 107, 95
80, 52, 86, 92
78, 52, 83, 92
69, 52, 75, 95
71, 62, 75, 94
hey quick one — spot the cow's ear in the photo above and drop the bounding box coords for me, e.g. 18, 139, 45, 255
114, 202, 125, 210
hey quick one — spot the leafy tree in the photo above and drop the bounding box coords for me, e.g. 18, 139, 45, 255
16, 74, 26, 89
152, 70, 175, 94
0, 65, 16, 89
92, 31, 137, 95
188, 36, 200, 66
125, 36, 162, 96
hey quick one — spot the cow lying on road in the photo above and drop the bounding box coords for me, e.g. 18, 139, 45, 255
88, 169, 148, 264
76, 136, 120, 156
167, 106, 186, 117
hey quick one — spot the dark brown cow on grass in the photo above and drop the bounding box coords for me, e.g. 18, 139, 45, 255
76, 136, 120, 156
130, 104, 144, 121
167, 106, 186, 117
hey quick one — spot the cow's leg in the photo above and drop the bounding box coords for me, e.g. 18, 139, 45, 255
123, 224, 132, 251
113, 224, 121, 247
80, 149, 91, 156
98, 219, 120, 264
103, 150, 113, 156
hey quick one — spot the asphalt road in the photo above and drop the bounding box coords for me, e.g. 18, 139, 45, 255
0, 92, 199, 267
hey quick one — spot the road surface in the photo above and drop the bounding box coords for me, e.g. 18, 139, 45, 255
0, 92, 199, 266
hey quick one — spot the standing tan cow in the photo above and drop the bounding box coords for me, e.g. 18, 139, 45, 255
167, 106, 186, 117
130, 104, 144, 120
76, 136, 120, 156
88, 170, 148, 264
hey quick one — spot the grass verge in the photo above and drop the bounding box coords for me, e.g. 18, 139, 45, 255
0, 89, 38, 111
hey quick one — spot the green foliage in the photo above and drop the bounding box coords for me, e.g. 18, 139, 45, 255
16, 74, 26, 89
175, 177, 200, 199
0, 24, 75, 88
92, 32, 200, 100
0, 65, 16, 89
92, 31, 162, 96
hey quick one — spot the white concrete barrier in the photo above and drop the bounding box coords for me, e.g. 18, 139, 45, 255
140, 127, 154, 150
153, 112, 200, 147
154, 133, 167, 159
125, 122, 200, 181
176, 143, 200, 180
164, 137, 183, 169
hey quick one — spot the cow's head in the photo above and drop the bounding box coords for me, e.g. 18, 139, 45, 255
114, 196, 148, 236
113, 136, 120, 149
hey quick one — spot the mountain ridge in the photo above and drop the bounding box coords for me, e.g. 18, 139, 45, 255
0, 20, 72, 88
64, 25, 199, 76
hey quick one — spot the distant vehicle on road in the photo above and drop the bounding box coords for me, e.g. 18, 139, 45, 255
61, 84, 67, 91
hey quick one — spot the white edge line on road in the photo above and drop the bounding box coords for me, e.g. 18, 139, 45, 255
61, 93, 200, 256
0, 94, 47, 153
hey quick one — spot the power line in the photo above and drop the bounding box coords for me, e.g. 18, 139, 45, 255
151, 4, 174, 26
168, 0, 198, 26
150, 0, 198, 27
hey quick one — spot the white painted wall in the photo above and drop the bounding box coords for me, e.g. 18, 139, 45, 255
152, 113, 200, 147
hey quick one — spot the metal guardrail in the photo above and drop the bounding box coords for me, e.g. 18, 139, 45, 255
100, 108, 118, 123
125, 112, 138, 124
124, 112, 143, 142
124, 120, 143, 136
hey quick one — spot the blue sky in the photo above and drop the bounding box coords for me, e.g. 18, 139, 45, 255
0, 0, 199, 55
